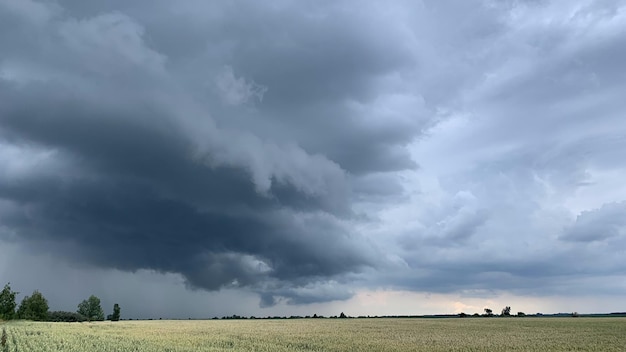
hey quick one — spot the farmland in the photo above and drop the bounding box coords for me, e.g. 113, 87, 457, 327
1, 317, 625, 351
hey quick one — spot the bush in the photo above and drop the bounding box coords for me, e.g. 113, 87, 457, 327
48, 311, 87, 322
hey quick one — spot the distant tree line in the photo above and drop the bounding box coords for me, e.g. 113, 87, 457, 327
456, 306, 526, 318
0, 283, 120, 322
4, 282, 601, 321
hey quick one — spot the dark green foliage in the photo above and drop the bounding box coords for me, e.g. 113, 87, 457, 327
77, 295, 105, 321
110, 303, 121, 321
501, 306, 511, 316
48, 311, 87, 322
339, 312, 347, 318
17, 290, 49, 321
484, 308, 493, 316
0, 283, 18, 320
517, 312, 526, 317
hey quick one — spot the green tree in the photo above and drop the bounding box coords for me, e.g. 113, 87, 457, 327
501, 306, 511, 316
77, 295, 105, 321
110, 303, 121, 321
17, 290, 49, 321
0, 283, 18, 320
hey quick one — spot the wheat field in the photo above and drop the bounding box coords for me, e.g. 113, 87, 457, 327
2, 317, 625, 351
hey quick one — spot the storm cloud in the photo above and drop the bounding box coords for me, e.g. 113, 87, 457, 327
1, 0, 625, 314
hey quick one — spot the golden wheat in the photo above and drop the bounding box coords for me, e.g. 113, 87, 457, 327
1, 317, 625, 351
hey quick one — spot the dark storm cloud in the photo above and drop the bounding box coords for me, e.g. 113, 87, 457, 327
0, 0, 402, 304
0, 87, 377, 300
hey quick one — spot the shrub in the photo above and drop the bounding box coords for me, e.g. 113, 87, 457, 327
48, 311, 87, 322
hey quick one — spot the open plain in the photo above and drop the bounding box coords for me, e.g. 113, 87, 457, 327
2, 317, 625, 351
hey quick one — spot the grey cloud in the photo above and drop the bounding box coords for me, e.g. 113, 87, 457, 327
561, 202, 626, 242
427, 208, 489, 244
387, 138, 626, 296
215, 66, 268, 106
352, 173, 406, 202
259, 281, 354, 307
398, 190, 489, 250
383, 246, 626, 297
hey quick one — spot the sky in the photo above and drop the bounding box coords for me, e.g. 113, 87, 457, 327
1, 0, 625, 319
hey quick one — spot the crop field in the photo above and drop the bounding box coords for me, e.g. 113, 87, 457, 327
1, 317, 625, 351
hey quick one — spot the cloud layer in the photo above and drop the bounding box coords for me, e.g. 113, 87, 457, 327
1, 0, 625, 312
